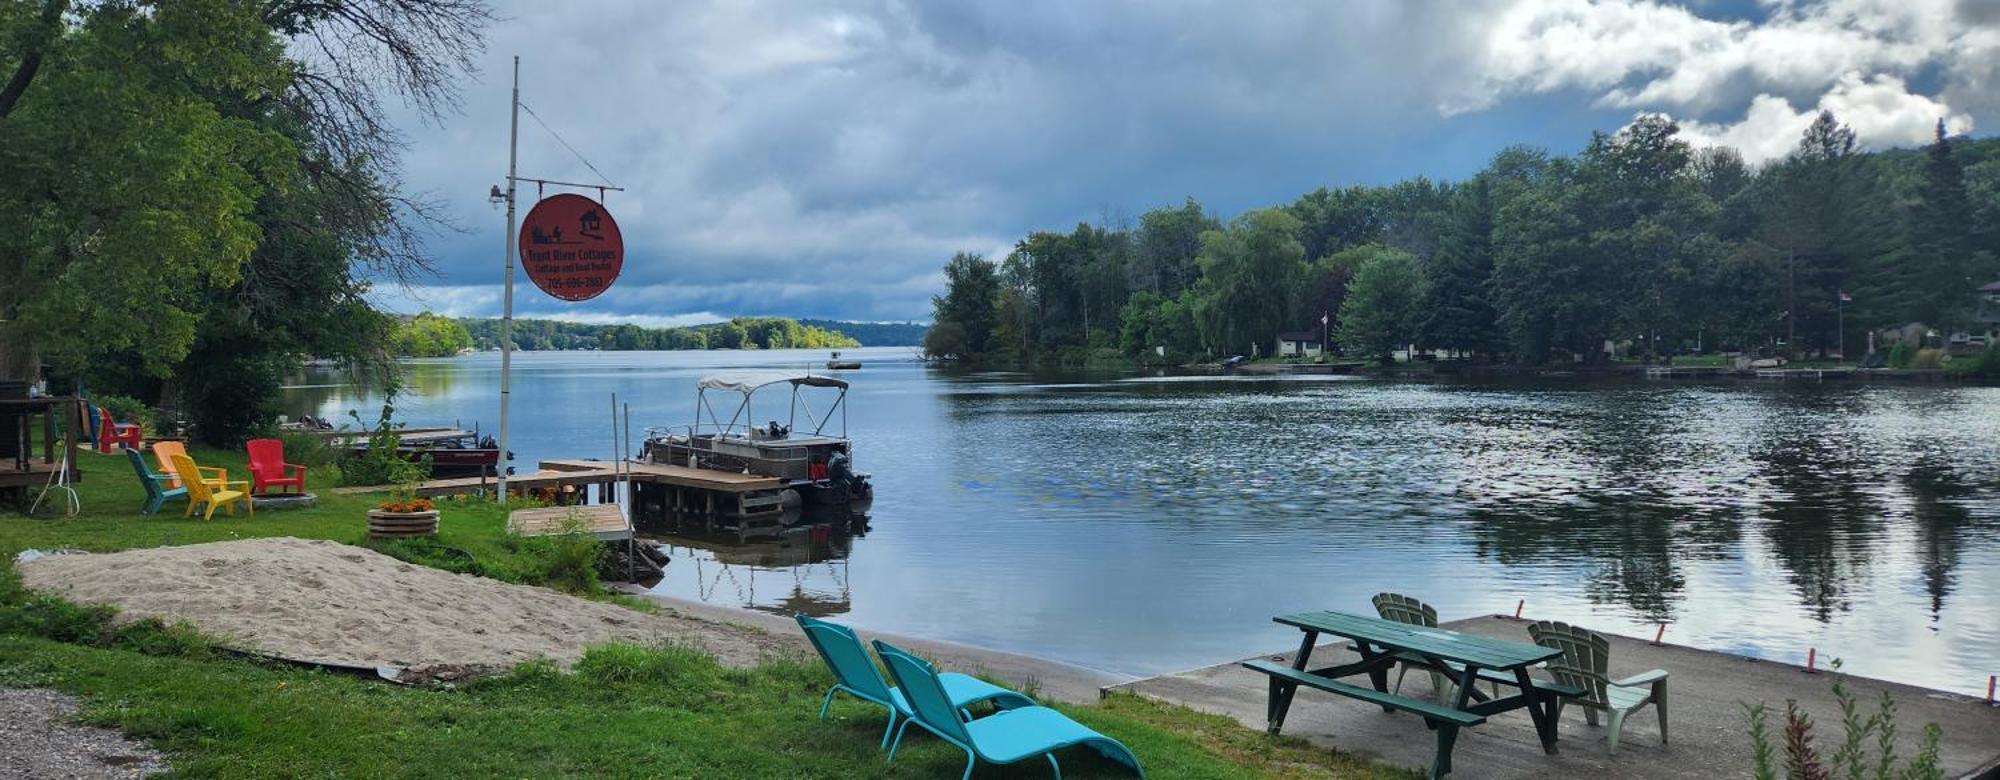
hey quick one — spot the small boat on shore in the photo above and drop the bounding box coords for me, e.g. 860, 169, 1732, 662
825, 351, 861, 370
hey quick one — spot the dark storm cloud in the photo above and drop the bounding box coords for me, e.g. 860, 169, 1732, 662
373, 0, 1992, 324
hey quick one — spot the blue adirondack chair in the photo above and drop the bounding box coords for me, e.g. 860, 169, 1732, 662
875, 639, 1145, 779
794, 614, 1034, 750
123, 446, 186, 514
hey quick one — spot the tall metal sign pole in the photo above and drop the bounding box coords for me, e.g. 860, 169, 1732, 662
497, 56, 520, 502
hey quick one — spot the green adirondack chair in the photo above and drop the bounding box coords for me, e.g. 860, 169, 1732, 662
123, 446, 186, 514
1527, 620, 1669, 754
1371, 592, 1457, 703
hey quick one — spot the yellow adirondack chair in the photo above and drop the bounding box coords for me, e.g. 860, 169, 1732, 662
170, 453, 253, 520
151, 441, 226, 490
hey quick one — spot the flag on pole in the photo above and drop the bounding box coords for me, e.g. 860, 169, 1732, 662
1321, 311, 1329, 326
1839, 290, 1852, 302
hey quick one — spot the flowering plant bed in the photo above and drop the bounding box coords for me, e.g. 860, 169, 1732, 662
375, 498, 435, 514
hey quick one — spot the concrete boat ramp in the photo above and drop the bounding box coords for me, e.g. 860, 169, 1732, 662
1105, 615, 2000, 779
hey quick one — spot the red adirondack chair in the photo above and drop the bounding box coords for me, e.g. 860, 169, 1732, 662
246, 438, 307, 494
96, 407, 142, 453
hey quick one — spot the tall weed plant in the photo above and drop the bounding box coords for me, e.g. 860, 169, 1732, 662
1744, 662, 1943, 780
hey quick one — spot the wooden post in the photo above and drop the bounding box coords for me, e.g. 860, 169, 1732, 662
1805, 647, 1817, 674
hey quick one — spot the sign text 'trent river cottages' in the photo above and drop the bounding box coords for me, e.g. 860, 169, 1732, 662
518, 193, 624, 302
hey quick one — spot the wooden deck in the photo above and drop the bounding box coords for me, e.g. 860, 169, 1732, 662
0, 458, 76, 490
540, 459, 782, 492
332, 459, 782, 497
506, 504, 632, 540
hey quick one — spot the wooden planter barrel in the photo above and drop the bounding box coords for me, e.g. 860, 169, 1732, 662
367, 509, 439, 539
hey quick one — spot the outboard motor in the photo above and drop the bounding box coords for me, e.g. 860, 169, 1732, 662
826, 450, 871, 504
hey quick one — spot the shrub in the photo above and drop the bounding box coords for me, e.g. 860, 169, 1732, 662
1887, 342, 1913, 369
503, 510, 606, 596
1947, 343, 2000, 383
1911, 348, 1945, 370
96, 394, 153, 430
336, 404, 429, 487
275, 429, 343, 470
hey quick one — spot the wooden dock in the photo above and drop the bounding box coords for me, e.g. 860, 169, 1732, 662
539, 459, 782, 491
506, 504, 631, 541
335, 457, 794, 539
330, 467, 618, 497
301, 426, 475, 445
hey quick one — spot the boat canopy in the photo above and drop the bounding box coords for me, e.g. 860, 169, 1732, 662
696, 371, 848, 394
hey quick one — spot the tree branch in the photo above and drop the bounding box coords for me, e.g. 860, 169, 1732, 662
0, 0, 69, 119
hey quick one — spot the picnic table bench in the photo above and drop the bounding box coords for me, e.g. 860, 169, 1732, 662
1243, 610, 1576, 779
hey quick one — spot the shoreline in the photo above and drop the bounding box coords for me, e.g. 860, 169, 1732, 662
631, 590, 1129, 703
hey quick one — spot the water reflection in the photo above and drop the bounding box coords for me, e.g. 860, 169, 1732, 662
287, 351, 2000, 694
653, 520, 861, 618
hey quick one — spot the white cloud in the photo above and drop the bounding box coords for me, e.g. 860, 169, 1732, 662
1672, 73, 1974, 163
1453, 0, 1989, 164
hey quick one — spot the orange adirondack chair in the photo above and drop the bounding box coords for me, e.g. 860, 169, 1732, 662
96, 407, 142, 453
245, 438, 306, 494
150, 441, 225, 490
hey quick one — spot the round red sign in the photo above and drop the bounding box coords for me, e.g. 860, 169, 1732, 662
518, 193, 624, 302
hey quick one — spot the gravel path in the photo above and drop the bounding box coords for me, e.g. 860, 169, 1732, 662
0, 689, 167, 779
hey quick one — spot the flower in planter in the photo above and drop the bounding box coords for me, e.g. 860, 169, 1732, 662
375, 498, 436, 513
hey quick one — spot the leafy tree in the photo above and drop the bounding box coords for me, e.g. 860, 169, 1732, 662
1336, 246, 1425, 362
925, 252, 999, 360
1189, 209, 1309, 357
0, 1, 293, 381
1132, 198, 1216, 297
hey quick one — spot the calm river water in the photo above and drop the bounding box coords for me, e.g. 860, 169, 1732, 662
287, 347, 2000, 694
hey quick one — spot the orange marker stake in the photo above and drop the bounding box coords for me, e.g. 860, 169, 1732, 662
1987, 675, 1995, 706
1806, 647, 1817, 674
1653, 624, 1666, 645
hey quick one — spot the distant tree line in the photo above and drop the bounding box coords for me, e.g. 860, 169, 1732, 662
797, 319, 929, 347
926, 114, 2000, 366
387, 314, 475, 357
456, 317, 858, 352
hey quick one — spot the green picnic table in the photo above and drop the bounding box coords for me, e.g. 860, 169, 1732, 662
1242, 610, 1573, 779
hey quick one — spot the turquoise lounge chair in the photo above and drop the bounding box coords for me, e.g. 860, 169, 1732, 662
123, 446, 186, 514
794, 615, 1033, 750
875, 639, 1145, 779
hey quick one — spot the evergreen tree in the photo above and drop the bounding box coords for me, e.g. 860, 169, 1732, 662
1420, 176, 1499, 357
1899, 120, 1978, 330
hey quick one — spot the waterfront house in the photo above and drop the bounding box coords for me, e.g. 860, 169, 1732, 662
1976, 279, 2000, 347
1275, 331, 1323, 358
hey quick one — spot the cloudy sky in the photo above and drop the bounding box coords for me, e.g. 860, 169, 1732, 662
372, 0, 2000, 326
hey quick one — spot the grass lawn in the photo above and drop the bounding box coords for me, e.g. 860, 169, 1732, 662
1, 444, 1408, 778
